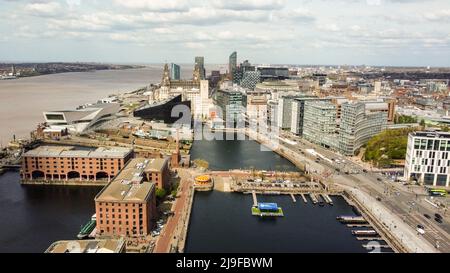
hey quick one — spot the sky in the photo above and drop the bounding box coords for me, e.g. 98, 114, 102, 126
0, 0, 450, 66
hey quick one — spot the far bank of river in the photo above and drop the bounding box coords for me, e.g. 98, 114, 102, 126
0, 64, 221, 146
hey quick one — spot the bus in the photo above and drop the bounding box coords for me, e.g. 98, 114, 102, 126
428, 189, 448, 197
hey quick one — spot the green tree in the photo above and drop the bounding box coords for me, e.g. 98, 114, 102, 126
156, 188, 167, 199
170, 181, 179, 198
420, 119, 426, 128
364, 128, 417, 167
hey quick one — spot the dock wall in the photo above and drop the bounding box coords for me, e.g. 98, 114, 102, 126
343, 190, 408, 253
20, 179, 108, 187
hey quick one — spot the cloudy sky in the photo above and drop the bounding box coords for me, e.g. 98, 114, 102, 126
1, 0, 450, 66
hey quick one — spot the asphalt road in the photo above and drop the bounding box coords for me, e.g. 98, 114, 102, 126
273, 129, 450, 252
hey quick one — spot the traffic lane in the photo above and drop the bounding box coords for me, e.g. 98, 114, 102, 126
283, 142, 344, 172
408, 212, 450, 252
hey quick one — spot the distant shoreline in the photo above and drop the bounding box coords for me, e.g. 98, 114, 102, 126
0, 62, 147, 79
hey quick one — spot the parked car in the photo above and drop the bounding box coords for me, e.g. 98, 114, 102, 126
424, 214, 431, 219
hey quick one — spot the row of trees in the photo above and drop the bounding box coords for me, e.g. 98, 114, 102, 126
394, 114, 418, 124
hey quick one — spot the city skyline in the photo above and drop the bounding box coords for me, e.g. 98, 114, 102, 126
0, 0, 449, 66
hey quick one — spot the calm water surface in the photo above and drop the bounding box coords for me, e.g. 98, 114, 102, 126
0, 171, 100, 253
185, 191, 367, 253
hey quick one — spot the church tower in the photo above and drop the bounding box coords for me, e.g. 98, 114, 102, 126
161, 63, 171, 87
193, 64, 201, 84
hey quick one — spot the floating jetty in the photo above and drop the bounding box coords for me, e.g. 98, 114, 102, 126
337, 216, 368, 224
347, 224, 372, 228
251, 203, 284, 217
352, 230, 378, 237
363, 244, 391, 249
300, 194, 308, 203
290, 194, 297, 203
321, 194, 334, 205
309, 193, 318, 205
252, 191, 258, 207
357, 237, 383, 241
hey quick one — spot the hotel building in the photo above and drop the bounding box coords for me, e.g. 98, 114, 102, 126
404, 131, 450, 187
21, 146, 133, 184
95, 158, 159, 237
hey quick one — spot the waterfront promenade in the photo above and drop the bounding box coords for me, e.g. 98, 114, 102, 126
342, 185, 437, 253
154, 169, 193, 253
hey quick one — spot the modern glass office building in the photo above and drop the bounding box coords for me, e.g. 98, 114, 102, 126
240, 71, 261, 90
291, 97, 331, 136
195, 57, 206, 80
170, 63, 180, 80
257, 67, 289, 81
229, 51, 237, 79
338, 102, 388, 156
303, 101, 338, 149
214, 87, 247, 122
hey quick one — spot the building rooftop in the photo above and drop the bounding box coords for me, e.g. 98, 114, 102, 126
23, 146, 132, 159
45, 239, 125, 253
145, 157, 169, 172
95, 158, 157, 203
365, 102, 389, 111
411, 131, 450, 139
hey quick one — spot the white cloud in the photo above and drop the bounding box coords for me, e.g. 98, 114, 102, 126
184, 42, 206, 49
2, 0, 450, 65
275, 8, 316, 23
113, 0, 190, 12
318, 23, 340, 32
24, 2, 62, 17
211, 0, 285, 10
424, 9, 450, 21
